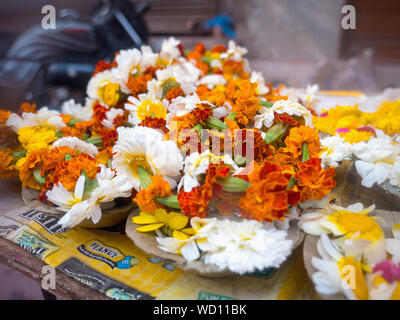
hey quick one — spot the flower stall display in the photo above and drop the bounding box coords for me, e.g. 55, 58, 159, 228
297, 89, 400, 299
0, 38, 398, 290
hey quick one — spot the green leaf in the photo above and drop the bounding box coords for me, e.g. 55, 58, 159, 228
85, 136, 103, 147
234, 154, 247, 166
217, 176, 250, 193
161, 79, 180, 99
287, 176, 298, 190
205, 116, 228, 131
12, 150, 26, 161
67, 119, 81, 127
155, 196, 181, 210
138, 166, 152, 189
64, 154, 73, 161
55, 132, 63, 138
82, 170, 99, 199
33, 168, 46, 184
225, 112, 236, 120
200, 56, 212, 66
264, 123, 287, 144
259, 100, 273, 108
302, 142, 309, 162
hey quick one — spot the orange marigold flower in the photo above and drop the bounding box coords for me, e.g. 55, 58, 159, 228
165, 87, 185, 101
263, 84, 288, 102
50, 154, 98, 191
42, 146, 76, 173
211, 44, 227, 53
0, 109, 11, 123
60, 114, 72, 125
238, 161, 300, 222
18, 102, 37, 114
284, 126, 321, 159
95, 148, 112, 165
93, 60, 113, 76
134, 175, 172, 213
223, 60, 248, 80
139, 116, 168, 134
127, 73, 153, 97
233, 99, 260, 126
178, 163, 230, 218
295, 158, 336, 202
0, 148, 18, 178
19, 148, 49, 190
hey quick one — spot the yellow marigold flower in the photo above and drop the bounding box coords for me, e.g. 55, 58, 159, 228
314, 105, 364, 135
340, 129, 373, 144
17, 126, 57, 152
98, 82, 120, 107
132, 208, 195, 240
371, 100, 400, 135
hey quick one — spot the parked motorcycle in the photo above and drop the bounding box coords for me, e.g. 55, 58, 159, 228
0, 0, 149, 110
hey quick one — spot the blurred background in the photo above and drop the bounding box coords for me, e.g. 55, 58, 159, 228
0, 0, 399, 111
0, 0, 399, 299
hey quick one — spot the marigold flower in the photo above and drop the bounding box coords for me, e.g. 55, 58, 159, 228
284, 126, 321, 159
138, 116, 168, 134
178, 163, 230, 218
134, 175, 172, 213
49, 154, 98, 192
93, 60, 113, 76
164, 87, 185, 101
0, 148, 18, 178
17, 102, 36, 114
295, 158, 336, 202
0, 109, 11, 123
238, 161, 300, 222
126, 73, 153, 97
19, 148, 49, 190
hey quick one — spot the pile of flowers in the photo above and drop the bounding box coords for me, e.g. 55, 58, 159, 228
0, 38, 339, 275
299, 202, 400, 300
310, 95, 400, 191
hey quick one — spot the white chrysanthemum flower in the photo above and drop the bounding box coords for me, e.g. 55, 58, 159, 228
87, 70, 127, 106
47, 166, 132, 228
352, 133, 400, 188
102, 108, 124, 129
156, 62, 202, 96
52, 137, 98, 156
311, 234, 370, 300
156, 217, 218, 262
61, 99, 93, 121
389, 162, 400, 187
302, 84, 320, 109
166, 93, 213, 125
212, 102, 232, 120
250, 71, 269, 95
125, 93, 168, 126
197, 219, 293, 274
254, 98, 313, 129
112, 48, 142, 84
178, 150, 239, 192
6, 107, 66, 132
319, 135, 352, 168
159, 37, 182, 64
198, 74, 227, 89
112, 126, 183, 191
220, 40, 248, 61
140, 45, 158, 71
299, 202, 386, 267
